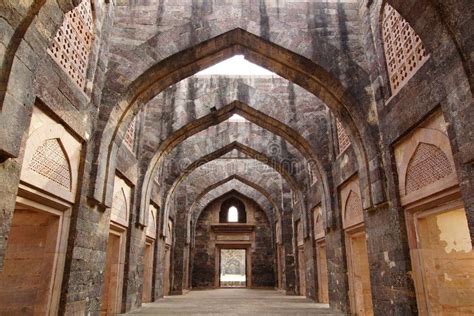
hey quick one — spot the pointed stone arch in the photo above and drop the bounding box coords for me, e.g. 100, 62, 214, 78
195, 187, 274, 229
140, 101, 327, 228
162, 142, 296, 236
190, 175, 281, 218
90, 29, 380, 220
157, 118, 307, 209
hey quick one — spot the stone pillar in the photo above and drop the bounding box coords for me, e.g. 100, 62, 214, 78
0, 159, 22, 271
304, 238, 317, 300
170, 209, 187, 294
60, 203, 111, 315
325, 226, 350, 313
281, 211, 296, 294
364, 203, 417, 315
122, 223, 147, 311
154, 238, 167, 299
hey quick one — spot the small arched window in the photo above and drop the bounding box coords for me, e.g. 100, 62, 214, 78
228, 206, 239, 222
220, 197, 246, 223
382, 3, 429, 95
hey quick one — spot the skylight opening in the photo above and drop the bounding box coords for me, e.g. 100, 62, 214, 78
228, 114, 247, 122
196, 55, 276, 76
228, 206, 239, 222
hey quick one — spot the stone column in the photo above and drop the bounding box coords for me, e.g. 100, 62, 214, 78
281, 211, 296, 294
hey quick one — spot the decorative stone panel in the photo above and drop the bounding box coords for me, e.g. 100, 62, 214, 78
276, 220, 282, 244
383, 4, 429, 95
405, 143, 453, 194
29, 139, 71, 190
165, 219, 173, 245
395, 112, 458, 206
111, 175, 132, 227
336, 118, 351, 154
313, 206, 324, 240
146, 204, 158, 239
124, 117, 136, 152
48, 0, 94, 89
21, 106, 81, 203
296, 220, 304, 246
340, 176, 364, 230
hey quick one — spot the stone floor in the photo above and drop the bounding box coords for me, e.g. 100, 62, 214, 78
125, 289, 344, 315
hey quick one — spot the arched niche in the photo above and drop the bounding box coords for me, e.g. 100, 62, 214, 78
110, 175, 132, 228
395, 112, 473, 315
219, 197, 246, 224
1, 105, 80, 315
394, 111, 458, 206
146, 203, 158, 239
92, 29, 379, 230
340, 176, 364, 230
20, 106, 82, 203
313, 206, 325, 241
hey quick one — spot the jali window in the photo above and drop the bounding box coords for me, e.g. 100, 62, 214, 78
382, 4, 429, 95
336, 118, 351, 154
48, 0, 94, 90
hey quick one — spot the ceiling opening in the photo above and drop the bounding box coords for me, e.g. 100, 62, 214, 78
196, 55, 276, 76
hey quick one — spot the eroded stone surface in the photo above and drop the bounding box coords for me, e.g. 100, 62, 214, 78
0, 0, 472, 315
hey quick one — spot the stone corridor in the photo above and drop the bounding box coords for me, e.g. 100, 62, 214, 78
126, 289, 342, 315
1, 0, 473, 315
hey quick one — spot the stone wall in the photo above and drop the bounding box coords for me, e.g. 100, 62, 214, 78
192, 193, 275, 289
0, 0, 472, 314
252, 203, 275, 288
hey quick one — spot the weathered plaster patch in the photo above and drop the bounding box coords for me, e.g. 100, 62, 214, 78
340, 153, 349, 167
384, 251, 396, 268
436, 209, 472, 253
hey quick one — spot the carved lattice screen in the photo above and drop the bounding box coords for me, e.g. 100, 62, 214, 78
345, 191, 362, 219
124, 117, 137, 151
383, 4, 428, 95
336, 118, 350, 154
405, 143, 453, 194
29, 139, 71, 190
48, 0, 94, 90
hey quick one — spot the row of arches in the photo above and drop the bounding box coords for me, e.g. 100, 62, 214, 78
0, 0, 472, 315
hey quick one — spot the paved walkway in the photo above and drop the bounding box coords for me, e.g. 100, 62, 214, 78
126, 289, 344, 315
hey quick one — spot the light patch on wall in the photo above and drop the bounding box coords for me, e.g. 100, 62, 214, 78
443, 272, 453, 282
340, 152, 349, 167
196, 55, 276, 76
367, 98, 379, 125
384, 251, 396, 268
228, 206, 238, 222
228, 114, 247, 122
436, 209, 472, 253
